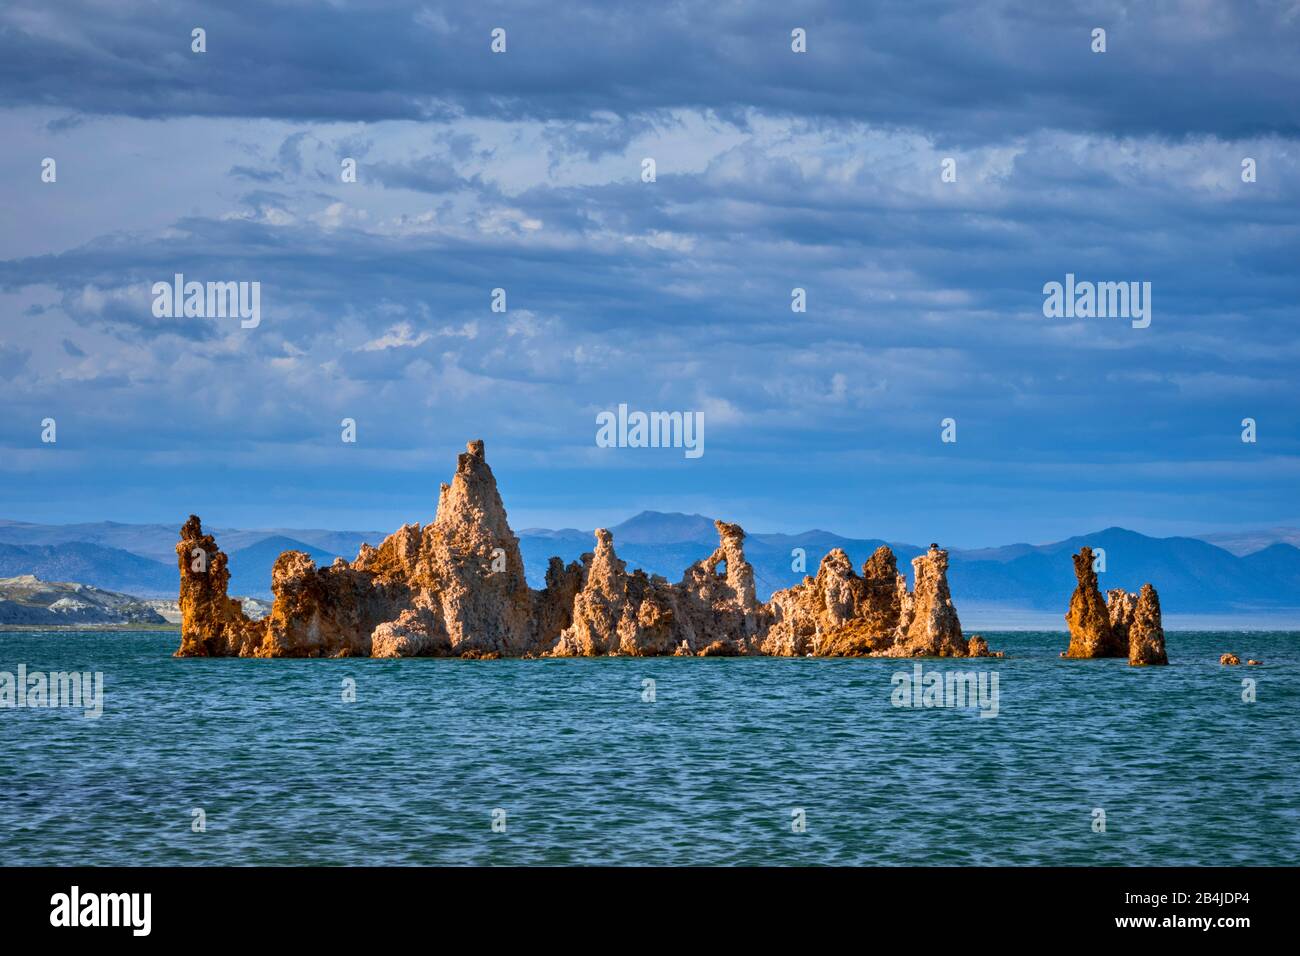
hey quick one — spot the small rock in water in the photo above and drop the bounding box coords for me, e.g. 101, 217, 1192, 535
1220, 652, 1241, 665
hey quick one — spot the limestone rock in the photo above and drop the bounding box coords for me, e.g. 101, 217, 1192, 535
886, 546, 966, 657
698, 639, 741, 657
1127, 583, 1168, 666
353, 522, 423, 583
262, 550, 411, 657
532, 555, 585, 651
1065, 553, 1168, 663
674, 521, 767, 656
548, 531, 619, 656
966, 634, 1003, 658
370, 594, 451, 658
860, 546, 907, 636
420, 441, 535, 656
1107, 588, 1136, 647
764, 543, 980, 657
176, 439, 1005, 660
763, 549, 871, 656
1064, 548, 1124, 658
174, 516, 263, 657
548, 529, 684, 657
808, 545, 908, 656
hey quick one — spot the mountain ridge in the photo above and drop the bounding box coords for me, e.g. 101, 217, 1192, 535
1, 513, 1297, 614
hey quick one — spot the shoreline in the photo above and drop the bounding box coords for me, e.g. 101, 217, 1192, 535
0, 623, 182, 633
2, 624, 1295, 635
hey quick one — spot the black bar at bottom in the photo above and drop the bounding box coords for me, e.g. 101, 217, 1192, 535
0, 865, 1283, 942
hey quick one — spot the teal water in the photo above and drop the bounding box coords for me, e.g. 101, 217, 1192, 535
0, 630, 1296, 866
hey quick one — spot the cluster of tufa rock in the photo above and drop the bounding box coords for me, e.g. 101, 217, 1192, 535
1219, 653, 1261, 666
1062, 546, 1167, 665
175, 440, 1000, 659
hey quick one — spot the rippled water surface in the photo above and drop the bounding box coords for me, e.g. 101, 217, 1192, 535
1, 630, 1296, 865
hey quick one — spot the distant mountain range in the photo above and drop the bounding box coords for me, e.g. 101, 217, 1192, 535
0, 541, 179, 596
1195, 526, 1300, 557
0, 519, 374, 565
1, 514, 1298, 617
525, 515, 1300, 615
0, 519, 376, 599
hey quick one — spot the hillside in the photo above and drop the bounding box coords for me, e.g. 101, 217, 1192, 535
225, 536, 346, 597
0, 541, 178, 597
0, 575, 166, 626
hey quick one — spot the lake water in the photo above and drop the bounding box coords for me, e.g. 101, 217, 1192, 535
1, 630, 1296, 865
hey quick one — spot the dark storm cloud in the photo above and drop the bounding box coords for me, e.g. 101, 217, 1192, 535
3, 1, 1298, 142
367, 156, 477, 193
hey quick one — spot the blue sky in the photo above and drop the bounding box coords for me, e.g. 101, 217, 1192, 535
1, 0, 1298, 546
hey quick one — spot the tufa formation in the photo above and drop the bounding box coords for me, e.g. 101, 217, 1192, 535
176, 440, 1000, 659
1063, 546, 1167, 665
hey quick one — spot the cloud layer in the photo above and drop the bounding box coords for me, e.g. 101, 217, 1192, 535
1, 1, 1297, 545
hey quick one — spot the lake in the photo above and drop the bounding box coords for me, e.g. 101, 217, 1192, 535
1, 630, 1295, 865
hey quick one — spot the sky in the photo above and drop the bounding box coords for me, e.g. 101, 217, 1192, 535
1, 0, 1298, 547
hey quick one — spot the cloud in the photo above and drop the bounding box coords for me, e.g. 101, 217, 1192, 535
367, 156, 470, 194
0, 3, 1296, 541
0, 342, 31, 380
360, 322, 433, 351
1, 1, 1297, 141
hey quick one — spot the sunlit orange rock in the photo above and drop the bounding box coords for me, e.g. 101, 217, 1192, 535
174, 516, 263, 657
176, 440, 1004, 659
1064, 547, 1123, 658
1127, 584, 1168, 666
